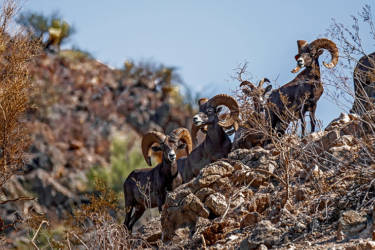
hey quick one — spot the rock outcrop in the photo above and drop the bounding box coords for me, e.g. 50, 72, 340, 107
153, 112, 375, 249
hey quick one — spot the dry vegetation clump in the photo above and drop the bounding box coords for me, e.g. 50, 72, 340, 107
64, 180, 151, 249
0, 0, 40, 188
15, 180, 151, 249
0, 0, 40, 240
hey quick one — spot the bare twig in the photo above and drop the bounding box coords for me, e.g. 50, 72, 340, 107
31, 220, 48, 250
72, 232, 89, 250
66, 232, 72, 250
0, 196, 35, 204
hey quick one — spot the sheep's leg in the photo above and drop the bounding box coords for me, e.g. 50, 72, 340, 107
309, 105, 317, 133
158, 192, 166, 213
299, 108, 306, 137
128, 206, 145, 231
270, 113, 283, 136
124, 206, 133, 229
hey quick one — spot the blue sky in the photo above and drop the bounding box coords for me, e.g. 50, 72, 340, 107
23, 0, 373, 127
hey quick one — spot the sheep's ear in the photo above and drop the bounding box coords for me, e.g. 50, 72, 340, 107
177, 143, 186, 150
264, 85, 272, 95
216, 106, 223, 113
151, 145, 162, 152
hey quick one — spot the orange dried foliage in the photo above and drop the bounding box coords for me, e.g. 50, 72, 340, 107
0, 0, 40, 188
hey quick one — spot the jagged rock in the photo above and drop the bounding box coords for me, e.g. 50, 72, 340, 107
304, 131, 325, 142
200, 161, 234, 179
232, 191, 246, 208
329, 145, 352, 157
320, 129, 340, 151
239, 220, 281, 249
205, 193, 228, 216
337, 210, 367, 239
255, 194, 271, 213
240, 212, 261, 229
340, 121, 363, 137
326, 113, 351, 130
344, 240, 375, 250
137, 216, 162, 243
161, 191, 209, 241
201, 221, 233, 246
195, 187, 215, 202
170, 227, 191, 245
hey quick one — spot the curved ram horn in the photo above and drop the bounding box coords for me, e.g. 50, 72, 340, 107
141, 131, 166, 166
170, 127, 193, 157
240, 80, 256, 89
309, 38, 339, 69
208, 94, 240, 129
258, 78, 270, 87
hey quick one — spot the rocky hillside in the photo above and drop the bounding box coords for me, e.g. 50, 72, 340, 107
0, 51, 194, 238
138, 113, 375, 249
2, 51, 375, 249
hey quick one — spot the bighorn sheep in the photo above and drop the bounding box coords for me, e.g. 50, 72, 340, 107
123, 128, 192, 231
267, 38, 339, 136
350, 52, 375, 114
176, 94, 239, 183
240, 78, 272, 113
232, 78, 272, 149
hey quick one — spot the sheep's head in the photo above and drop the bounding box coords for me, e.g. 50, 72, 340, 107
291, 38, 339, 73
240, 78, 272, 113
142, 129, 192, 167
192, 94, 239, 130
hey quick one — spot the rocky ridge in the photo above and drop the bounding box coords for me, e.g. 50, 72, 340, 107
138, 112, 375, 249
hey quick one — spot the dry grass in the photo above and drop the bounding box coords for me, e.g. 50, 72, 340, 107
63, 179, 151, 249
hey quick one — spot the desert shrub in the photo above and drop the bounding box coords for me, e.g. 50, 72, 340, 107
59, 45, 93, 60
0, 0, 40, 189
18, 180, 150, 249
16, 10, 75, 45
68, 180, 150, 249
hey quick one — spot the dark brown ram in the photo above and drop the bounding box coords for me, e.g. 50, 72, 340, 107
267, 38, 339, 136
177, 94, 239, 183
350, 52, 375, 114
123, 128, 192, 231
